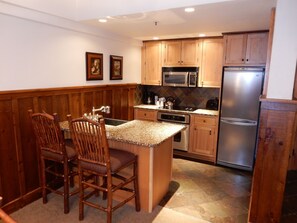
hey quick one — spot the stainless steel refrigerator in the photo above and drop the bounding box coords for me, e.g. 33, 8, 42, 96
217, 67, 264, 171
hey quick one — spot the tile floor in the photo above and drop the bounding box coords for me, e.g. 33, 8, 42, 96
281, 170, 297, 223
160, 158, 252, 223
7, 158, 296, 222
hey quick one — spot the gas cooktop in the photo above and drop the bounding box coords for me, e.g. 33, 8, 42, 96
165, 106, 198, 112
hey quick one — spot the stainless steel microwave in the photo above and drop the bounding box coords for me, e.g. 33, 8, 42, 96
162, 67, 199, 87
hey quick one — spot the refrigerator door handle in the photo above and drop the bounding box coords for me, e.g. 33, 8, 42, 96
221, 117, 257, 126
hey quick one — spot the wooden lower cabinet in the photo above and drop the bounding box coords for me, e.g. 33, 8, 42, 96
134, 108, 157, 121
189, 114, 218, 163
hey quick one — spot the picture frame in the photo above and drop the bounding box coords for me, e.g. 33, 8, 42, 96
86, 52, 103, 80
110, 55, 123, 80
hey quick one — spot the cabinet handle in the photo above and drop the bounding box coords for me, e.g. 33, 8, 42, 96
246, 59, 249, 62
209, 130, 212, 135
181, 61, 183, 64
242, 59, 244, 61
203, 120, 206, 123
144, 113, 146, 116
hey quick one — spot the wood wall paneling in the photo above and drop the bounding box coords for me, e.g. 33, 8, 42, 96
82, 92, 94, 115
248, 99, 297, 222
38, 96, 53, 115
17, 98, 39, 194
94, 90, 104, 109
53, 94, 70, 121
69, 93, 81, 118
0, 100, 21, 204
111, 90, 122, 119
128, 88, 135, 120
0, 84, 137, 213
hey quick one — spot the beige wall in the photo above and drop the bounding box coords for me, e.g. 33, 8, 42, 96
0, 5, 142, 91
267, 0, 297, 99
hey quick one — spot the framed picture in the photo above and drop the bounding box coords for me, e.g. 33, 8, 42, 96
86, 52, 103, 80
110, 55, 123, 80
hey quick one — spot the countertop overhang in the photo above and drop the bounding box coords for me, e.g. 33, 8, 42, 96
107, 120, 185, 147
60, 119, 185, 148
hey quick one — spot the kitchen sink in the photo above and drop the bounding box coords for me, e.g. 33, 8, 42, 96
103, 118, 128, 126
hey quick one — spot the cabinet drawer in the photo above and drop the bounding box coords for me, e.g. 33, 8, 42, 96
191, 115, 217, 126
134, 109, 157, 121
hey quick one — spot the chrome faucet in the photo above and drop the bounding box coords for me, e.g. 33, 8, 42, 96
92, 106, 110, 116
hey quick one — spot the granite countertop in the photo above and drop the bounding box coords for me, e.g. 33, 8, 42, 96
60, 120, 185, 147
134, 104, 219, 116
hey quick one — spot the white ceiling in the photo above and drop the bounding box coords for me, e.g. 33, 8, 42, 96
1, 0, 277, 40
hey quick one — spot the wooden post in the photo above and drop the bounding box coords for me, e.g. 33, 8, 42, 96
248, 98, 297, 222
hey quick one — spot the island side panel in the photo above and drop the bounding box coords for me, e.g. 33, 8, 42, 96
152, 137, 173, 209
108, 140, 152, 212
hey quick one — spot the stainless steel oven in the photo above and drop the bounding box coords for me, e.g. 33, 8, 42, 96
157, 111, 190, 151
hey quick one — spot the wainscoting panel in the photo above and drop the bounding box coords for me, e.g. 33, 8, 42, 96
0, 83, 137, 213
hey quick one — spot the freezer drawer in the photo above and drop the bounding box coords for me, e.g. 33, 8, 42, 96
217, 118, 258, 170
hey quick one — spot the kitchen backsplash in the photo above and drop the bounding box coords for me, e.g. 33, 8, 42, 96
135, 85, 220, 109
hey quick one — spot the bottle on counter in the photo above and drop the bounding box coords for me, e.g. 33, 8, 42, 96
154, 95, 158, 105
159, 97, 166, 108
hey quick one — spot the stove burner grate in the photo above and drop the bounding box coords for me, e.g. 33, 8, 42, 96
173, 106, 198, 111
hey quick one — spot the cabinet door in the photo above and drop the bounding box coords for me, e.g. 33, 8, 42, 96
190, 124, 216, 157
199, 38, 223, 87
245, 33, 268, 65
189, 115, 218, 162
224, 34, 246, 65
162, 41, 181, 66
181, 40, 198, 66
142, 42, 162, 85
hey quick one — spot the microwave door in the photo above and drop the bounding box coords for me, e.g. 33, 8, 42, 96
163, 72, 188, 87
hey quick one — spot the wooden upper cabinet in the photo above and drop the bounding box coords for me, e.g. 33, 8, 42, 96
199, 38, 223, 88
162, 40, 199, 66
224, 32, 268, 66
141, 41, 162, 85
181, 40, 200, 66
246, 33, 269, 65
162, 41, 181, 66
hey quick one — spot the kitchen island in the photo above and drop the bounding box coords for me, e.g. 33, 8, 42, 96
60, 119, 185, 212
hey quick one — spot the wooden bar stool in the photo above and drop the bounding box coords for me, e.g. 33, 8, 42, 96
29, 110, 79, 214
68, 115, 140, 223
0, 196, 17, 223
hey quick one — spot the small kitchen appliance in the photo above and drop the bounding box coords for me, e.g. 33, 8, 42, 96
162, 67, 198, 87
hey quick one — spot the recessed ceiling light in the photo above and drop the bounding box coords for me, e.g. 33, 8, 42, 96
185, 7, 195, 13
153, 37, 159, 40
98, 19, 107, 23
